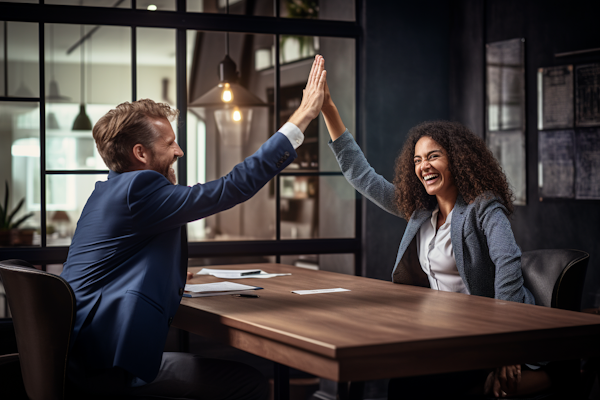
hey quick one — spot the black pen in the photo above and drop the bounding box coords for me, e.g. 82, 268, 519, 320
233, 293, 260, 298
240, 270, 261, 276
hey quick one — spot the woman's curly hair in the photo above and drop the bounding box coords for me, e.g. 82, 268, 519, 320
393, 121, 514, 220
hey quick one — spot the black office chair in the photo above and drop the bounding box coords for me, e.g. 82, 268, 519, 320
521, 249, 589, 311
515, 249, 590, 400
0, 259, 75, 400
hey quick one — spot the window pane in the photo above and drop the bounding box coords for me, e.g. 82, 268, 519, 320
136, 26, 179, 181
189, 255, 276, 268
0, 21, 39, 98
46, 174, 107, 246
279, 0, 354, 21
187, 31, 275, 242
45, 23, 131, 170
137, 0, 176, 11
45, 0, 131, 8
280, 175, 354, 239
187, 0, 274, 17
277, 36, 355, 173
0, 102, 41, 247
280, 253, 354, 275
136, 27, 176, 107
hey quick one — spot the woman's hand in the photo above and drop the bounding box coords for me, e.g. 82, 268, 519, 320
485, 364, 521, 397
320, 78, 346, 141
323, 79, 335, 111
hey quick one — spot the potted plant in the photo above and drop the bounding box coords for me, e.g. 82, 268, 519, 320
0, 181, 35, 246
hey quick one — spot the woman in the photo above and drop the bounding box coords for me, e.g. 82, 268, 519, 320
318, 55, 563, 398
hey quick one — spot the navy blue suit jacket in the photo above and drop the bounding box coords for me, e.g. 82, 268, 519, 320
61, 132, 296, 383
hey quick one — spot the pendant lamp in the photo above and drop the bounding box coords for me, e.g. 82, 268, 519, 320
46, 25, 69, 130
72, 25, 92, 131
189, 0, 267, 146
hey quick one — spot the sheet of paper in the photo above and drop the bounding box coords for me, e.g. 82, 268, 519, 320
196, 269, 291, 279
292, 288, 350, 295
184, 282, 260, 293
183, 290, 259, 298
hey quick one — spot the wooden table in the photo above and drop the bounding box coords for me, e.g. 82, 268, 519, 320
173, 263, 600, 396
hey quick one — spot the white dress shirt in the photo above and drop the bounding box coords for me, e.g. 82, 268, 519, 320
278, 122, 304, 149
416, 205, 469, 294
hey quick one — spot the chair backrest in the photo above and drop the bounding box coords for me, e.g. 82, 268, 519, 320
0, 259, 75, 400
521, 249, 589, 311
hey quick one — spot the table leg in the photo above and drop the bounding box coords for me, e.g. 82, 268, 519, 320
274, 362, 290, 400
348, 381, 365, 400
178, 329, 190, 352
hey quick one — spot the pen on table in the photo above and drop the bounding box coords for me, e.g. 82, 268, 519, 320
233, 294, 260, 298
240, 270, 262, 276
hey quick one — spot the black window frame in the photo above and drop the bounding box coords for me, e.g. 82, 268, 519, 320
0, 0, 364, 275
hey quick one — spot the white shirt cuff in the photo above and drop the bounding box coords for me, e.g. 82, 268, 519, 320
278, 122, 304, 149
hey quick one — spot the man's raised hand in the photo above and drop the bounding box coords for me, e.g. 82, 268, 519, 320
288, 55, 327, 132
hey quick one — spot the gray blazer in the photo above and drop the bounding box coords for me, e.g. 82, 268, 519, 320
329, 130, 534, 304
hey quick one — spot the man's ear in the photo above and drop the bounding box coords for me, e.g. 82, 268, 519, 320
132, 143, 152, 166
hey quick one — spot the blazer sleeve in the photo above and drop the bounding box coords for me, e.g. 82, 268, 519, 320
126, 132, 296, 233
476, 197, 536, 305
328, 130, 402, 217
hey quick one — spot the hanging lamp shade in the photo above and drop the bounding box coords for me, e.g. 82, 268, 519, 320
190, 82, 268, 107
47, 79, 70, 102
47, 112, 60, 130
72, 104, 92, 131
190, 55, 267, 108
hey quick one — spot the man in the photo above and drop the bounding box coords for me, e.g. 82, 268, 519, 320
61, 56, 327, 399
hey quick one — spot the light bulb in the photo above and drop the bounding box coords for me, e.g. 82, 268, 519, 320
232, 109, 242, 122
221, 83, 233, 102
147, 4, 158, 11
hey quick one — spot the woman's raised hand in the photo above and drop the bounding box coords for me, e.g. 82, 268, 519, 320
288, 55, 327, 132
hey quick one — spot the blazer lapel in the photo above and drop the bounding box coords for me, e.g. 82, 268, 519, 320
393, 209, 431, 272
451, 195, 468, 284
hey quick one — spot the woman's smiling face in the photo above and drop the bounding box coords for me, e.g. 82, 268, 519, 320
413, 136, 456, 198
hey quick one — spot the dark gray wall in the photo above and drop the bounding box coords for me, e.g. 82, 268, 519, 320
484, 0, 600, 308
435, 0, 600, 308
362, 0, 450, 280
362, 0, 600, 309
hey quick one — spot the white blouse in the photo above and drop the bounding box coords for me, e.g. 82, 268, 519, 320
416, 206, 469, 294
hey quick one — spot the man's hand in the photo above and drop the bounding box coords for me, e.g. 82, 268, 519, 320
485, 364, 522, 397
186, 272, 193, 281
288, 55, 327, 132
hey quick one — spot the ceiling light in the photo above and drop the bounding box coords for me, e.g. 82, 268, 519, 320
147, 4, 157, 11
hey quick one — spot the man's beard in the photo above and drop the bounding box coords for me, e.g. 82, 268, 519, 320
152, 158, 178, 185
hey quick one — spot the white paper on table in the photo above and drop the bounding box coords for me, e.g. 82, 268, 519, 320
196, 268, 291, 279
291, 288, 350, 295
184, 281, 260, 293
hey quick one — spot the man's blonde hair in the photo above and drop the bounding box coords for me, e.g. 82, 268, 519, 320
93, 99, 180, 173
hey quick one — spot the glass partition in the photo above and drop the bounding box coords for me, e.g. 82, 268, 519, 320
280, 253, 354, 274
44, 23, 131, 171
187, 0, 274, 17
45, 174, 107, 246
279, 0, 355, 21
1, 102, 41, 247
187, 30, 276, 241
1, 21, 39, 98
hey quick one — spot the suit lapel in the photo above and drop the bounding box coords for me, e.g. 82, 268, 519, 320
451, 195, 468, 284
394, 209, 431, 269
